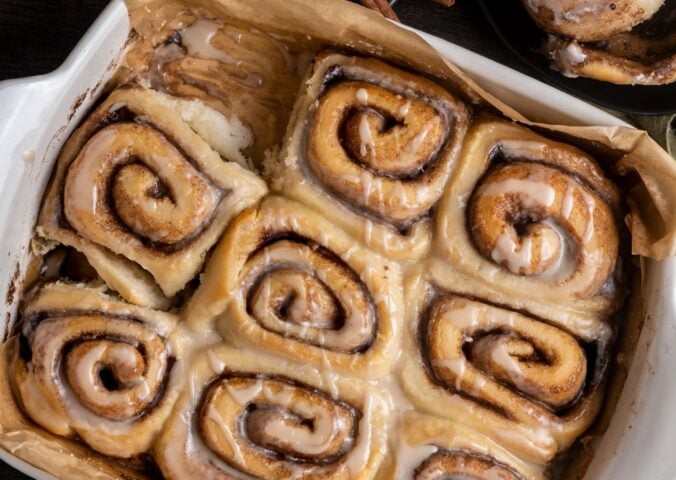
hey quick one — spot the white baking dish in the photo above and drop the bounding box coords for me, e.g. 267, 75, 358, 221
0, 1, 673, 478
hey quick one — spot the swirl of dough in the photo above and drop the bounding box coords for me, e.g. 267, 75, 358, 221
436, 119, 624, 322
12, 284, 179, 458
388, 412, 544, 480
468, 160, 617, 297
425, 295, 587, 411
37, 86, 267, 308
309, 79, 454, 227
245, 245, 375, 354
400, 264, 612, 464
269, 52, 469, 260
414, 451, 525, 480
154, 346, 389, 480
186, 196, 402, 378
64, 123, 221, 250
198, 375, 357, 475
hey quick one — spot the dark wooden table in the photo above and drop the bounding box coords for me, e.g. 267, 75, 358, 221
0, 0, 535, 478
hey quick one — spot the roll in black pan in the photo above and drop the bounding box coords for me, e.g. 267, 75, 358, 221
477, 0, 676, 115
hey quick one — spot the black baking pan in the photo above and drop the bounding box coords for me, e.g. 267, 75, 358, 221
477, 0, 676, 115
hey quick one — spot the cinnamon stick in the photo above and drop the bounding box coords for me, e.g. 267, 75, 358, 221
359, 0, 400, 21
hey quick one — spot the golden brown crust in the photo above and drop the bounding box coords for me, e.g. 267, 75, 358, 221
547, 36, 676, 85
523, 0, 665, 42
2, 4, 646, 478
185, 196, 402, 378
435, 118, 625, 323
400, 262, 611, 465
268, 51, 470, 260
36, 86, 267, 308
11, 283, 181, 459
154, 346, 389, 480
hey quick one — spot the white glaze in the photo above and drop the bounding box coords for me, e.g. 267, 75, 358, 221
433, 358, 468, 391
393, 441, 439, 480
562, 181, 574, 219
356, 88, 369, 105
490, 340, 528, 391
398, 100, 411, 117
581, 188, 596, 244
225, 380, 264, 406
180, 20, 237, 65
262, 401, 344, 456
206, 403, 246, 465
491, 232, 534, 274
481, 178, 555, 209
537, 218, 578, 283
359, 114, 375, 157
343, 389, 382, 477
562, 42, 588, 65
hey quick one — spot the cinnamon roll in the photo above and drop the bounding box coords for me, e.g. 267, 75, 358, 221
435, 119, 624, 323
523, 0, 676, 85
400, 262, 611, 464
266, 52, 470, 260
128, 15, 309, 161
546, 32, 676, 85
36, 86, 268, 308
384, 412, 543, 480
186, 196, 402, 378
11, 283, 180, 458
523, 0, 665, 41
154, 345, 389, 479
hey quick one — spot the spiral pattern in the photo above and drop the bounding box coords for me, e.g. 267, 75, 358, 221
64, 123, 221, 250
270, 52, 469, 259
424, 295, 588, 411
469, 161, 617, 296
37, 86, 267, 307
12, 283, 179, 458
186, 196, 401, 378
309, 80, 451, 226
436, 119, 623, 321
390, 412, 543, 480
400, 265, 611, 464
414, 451, 524, 480
199, 375, 357, 476
245, 245, 375, 354
154, 346, 389, 480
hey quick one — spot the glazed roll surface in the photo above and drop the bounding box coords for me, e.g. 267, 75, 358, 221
522, 0, 665, 41
545, 33, 676, 86
436, 118, 624, 323
267, 52, 470, 260
186, 196, 402, 378
126, 14, 309, 161
400, 262, 611, 464
154, 346, 389, 479
523, 0, 675, 85
12, 283, 180, 458
36, 86, 267, 308
384, 412, 543, 480
7, 25, 639, 479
